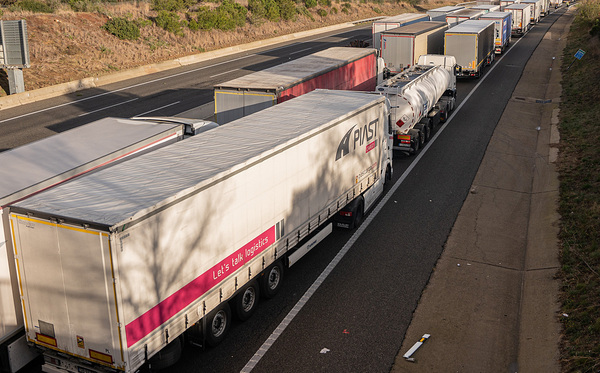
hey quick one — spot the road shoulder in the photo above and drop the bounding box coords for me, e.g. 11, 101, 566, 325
391, 7, 575, 372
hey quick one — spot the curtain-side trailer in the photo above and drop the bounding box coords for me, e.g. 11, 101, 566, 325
479, 11, 513, 54
505, 4, 532, 35
380, 21, 447, 74
371, 13, 430, 53
0, 117, 216, 373
8, 90, 393, 373
213, 47, 380, 124
445, 20, 496, 78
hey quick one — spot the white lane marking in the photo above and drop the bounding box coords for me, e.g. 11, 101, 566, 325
77, 98, 138, 117
133, 101, 181, 117
0, 54, 256, 124
290, 47, 313, 55
240, 24, 532, 373
210, 69, 239, 78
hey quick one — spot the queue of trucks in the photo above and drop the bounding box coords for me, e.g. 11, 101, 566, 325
1, 2, 561, 372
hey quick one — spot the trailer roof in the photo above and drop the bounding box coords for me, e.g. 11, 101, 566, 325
381, 21, 447, 35
14, 90, 385, 228
0, 117, 181, 207
446, 8, 484, 17
471, 4, 500, 9
479, 11, 512, 18
446, 19, 495, 33
373, 13, 429, 24
504, 3, 531, 9
213, 47, 376, 91
427, 5, 464, 13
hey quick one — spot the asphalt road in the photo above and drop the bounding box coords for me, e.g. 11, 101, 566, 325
7, 8, 566, 372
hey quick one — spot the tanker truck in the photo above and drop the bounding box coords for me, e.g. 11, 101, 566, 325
376, 54, 457, 154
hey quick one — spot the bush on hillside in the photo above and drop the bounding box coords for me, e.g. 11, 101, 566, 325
102, 17, 141, 40
12, 0, 54, 12
196, 0, 247, 31
154, 10, 183, 35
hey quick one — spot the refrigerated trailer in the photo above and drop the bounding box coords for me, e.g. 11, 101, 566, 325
0, 117, 216, 373
500, 0, 520, 10
426, 6, 465, 21
521, 0, 542, 23
445, 20, 496, 78
445, 9, 485, 26
505, 3, 532, 35
213, 47, 379, 124
380, 21, 447, 74
470, 4, 501, 13
479, 11, 513, 53
371, 13, 430, 53
8, 89, 393, 373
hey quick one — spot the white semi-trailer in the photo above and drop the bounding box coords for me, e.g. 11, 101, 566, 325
0, 116, 216, 373
376, 55, 457, 154
7, 89, 393, 373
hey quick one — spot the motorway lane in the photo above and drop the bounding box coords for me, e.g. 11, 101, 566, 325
0, 26, 371, 151
161, 10, 566, 373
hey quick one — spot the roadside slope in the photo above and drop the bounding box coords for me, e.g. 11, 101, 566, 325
391, 7, 574, 372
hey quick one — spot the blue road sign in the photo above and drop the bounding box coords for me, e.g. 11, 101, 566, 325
575, 49, 586, 60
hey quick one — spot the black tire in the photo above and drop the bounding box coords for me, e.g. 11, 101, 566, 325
205, 303, 231, 347
148, 336, 183, 370
261, 261, 284, 299
233, 280, 260, 321
352, 199, 364, 229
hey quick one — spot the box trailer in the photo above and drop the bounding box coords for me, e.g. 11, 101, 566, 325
0, 117, 217, 373
213, 47, 379, 124
371, 13, 430, 53
470, 4, 501, 13
445, 20, 496, 78
521, 0, 542, 23
8, 89, 393, 373
505, 3, 531, 35
500, 0, 520, 10
479, 11, 513, 53
426, 6, 465, 21
380, 21, 447, 74
445, 9, 485, 26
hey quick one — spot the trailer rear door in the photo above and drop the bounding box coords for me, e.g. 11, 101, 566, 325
9, 213, 125, 370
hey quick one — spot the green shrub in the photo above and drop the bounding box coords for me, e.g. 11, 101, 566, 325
188, 17, 199, 31
248, 0, 267, 18
196, 0, 247, 31
13, 0, 54, 12
154, 10, 183, 35
330, 6, 337, 13
296, 5, 314, 21
304, 0, 316, 8
277, 0, 296, 20
317, 0, 330, 6
102, 17, 141, 40
316, 7, 326, 16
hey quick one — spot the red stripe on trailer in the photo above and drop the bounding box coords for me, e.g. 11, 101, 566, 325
277, 54, 377, 103
125, 226, 276, 347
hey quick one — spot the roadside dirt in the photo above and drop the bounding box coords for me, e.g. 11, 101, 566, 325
0, 0, 451, 96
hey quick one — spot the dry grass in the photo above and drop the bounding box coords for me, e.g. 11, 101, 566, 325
0, 0, 454, 95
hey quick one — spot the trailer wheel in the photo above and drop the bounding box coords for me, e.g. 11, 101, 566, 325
206, 303, 231, 347
234, 280, 260, 321
261, 261, 284, 299
352, 199, 364, 229
148, 335, 183, 370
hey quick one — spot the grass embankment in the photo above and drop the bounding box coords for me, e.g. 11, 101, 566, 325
558, 1, 600, 371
